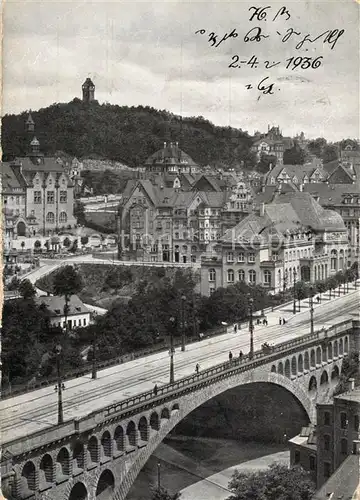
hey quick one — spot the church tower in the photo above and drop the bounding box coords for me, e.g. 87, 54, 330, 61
25, 111, 35, 133
82, 78, 95, 103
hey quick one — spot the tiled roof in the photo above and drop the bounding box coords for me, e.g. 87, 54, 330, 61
303, 183, 360, 206
145, 143, 198, 168
322, 159, 339, 174
312, 454, 360, 500
1, 163, 26, 190
35, 294, 90, 317
272, 192, 346, 231
13, 156, 67, 173
265, 163, 327, 183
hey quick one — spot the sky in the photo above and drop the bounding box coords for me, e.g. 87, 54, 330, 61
2, 0, 359, 141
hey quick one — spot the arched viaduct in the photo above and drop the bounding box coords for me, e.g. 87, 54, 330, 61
2, 319, 358, 500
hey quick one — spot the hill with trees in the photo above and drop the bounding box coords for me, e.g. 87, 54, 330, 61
2, 100, 256, 168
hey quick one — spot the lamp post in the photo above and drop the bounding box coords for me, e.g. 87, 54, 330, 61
54, 344, 64, 425
338, 283, 341, 297
293, 269, 297, 315
91, 327, 97, 380
169, 317, 175, 384
248, 295, 254, 359
181, 295, 186, 352
283, 270, 288, 294
157, 462, 161, 489
309, 286, 314, 335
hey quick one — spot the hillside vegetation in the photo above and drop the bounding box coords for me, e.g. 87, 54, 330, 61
2, 100, 256, 168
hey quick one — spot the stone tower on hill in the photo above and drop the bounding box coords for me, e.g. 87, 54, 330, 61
82, 78, 95, 103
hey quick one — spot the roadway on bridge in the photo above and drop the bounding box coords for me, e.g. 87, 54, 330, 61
1, 290, 359, 445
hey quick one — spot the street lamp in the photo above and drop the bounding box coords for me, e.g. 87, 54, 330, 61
309, 286, 314, 335
338, 282, 341, 297
54, 344, 64, 425
181, 295, 186, 352
169, 317, 175, 384
91, 327, 97, 380
248, 295, 254, 359
293, 269, 297, 314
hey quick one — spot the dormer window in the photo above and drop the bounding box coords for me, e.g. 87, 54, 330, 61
55, 309, 61, 314
75, 307, 81, 312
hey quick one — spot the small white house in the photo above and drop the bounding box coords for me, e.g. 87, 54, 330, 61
36, 294, 91, 330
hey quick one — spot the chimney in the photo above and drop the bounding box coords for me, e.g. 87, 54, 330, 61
260, 203, 265, 217
349, 378, 355, 391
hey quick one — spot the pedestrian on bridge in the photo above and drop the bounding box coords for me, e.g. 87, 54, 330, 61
279, 317, 282, 325
195, 363, 200, 374
239, 350, 243, 361
153, 384, 158, 396
229, 351, 233, 362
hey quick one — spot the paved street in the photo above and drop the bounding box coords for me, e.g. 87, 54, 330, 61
1, 288, 359, 445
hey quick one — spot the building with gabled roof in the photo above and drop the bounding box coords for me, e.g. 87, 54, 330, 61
200, 191, 348, 296
144, 141, 200, 175
35, 294, 91, 330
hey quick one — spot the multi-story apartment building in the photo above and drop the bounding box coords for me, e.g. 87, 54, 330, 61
200, 191, 349, 296
1, 115, 76, 251
263, 160, 327, 188
304, 183, 360, 267
252, 125, 293, 165
289, 379, 360, 497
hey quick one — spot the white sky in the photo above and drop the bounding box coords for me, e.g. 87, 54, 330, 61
2, 0, 359, 140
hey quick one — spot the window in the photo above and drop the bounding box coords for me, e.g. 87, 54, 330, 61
60, 190, 67, 203
175, 232, 179, 239
209, 287, 215, 295
324, 411, 331, 426
294, 450, 300, 464
248, 253, 255, 263
46, 212, 55, 223
166, 221, 170, 229
238, 252, 245, 262
324, 434, 330, 451
47, 191, 54, 204
238, 270, 245, 281
309, 456, 316, 471
249, 270, 256, 284
264, 270, 271, 285
227, 252, 234, 262
183, 232, 188, 239
59, 212, 67, 223
227, 269, 234, 283
323, 462, 331, 479
341, 438, 347, 455
340, 412, 348, 429
354, 415, 359, 431
34, 191, 42, 204
83, 318, 86, 326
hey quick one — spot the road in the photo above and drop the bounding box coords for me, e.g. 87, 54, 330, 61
1, 289, 359, 445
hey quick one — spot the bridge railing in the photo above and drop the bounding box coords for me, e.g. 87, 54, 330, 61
2, 319, 353, 451
86, 318, 353, 422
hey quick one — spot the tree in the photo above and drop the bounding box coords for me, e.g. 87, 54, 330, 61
53, 265, 83, 332
150, 487, 181, 500
283, 144, 307, 165
7, 276, 20, 291
307, 137, 327, 158
294, 281, 309, 300
256, 154, 277, 174
18, 279, 37, 300
81, 235, 89, 246
227, 463, 315, 500
63, 237, 71, 248
34, 240, 42, 252
73, 201, 86, 225
322, 144, 338, 164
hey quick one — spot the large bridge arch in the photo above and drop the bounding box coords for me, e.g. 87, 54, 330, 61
112, 367, 315, 500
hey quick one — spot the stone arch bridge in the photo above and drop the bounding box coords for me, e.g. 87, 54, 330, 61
2, 319, 359, 500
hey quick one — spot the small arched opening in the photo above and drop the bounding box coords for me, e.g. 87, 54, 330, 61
309, 376, 317, 395
161, 408, 170, 420
304, 352, 310, 370
322, 346, 327, 363
114, 426, 125, 453
310, 349, 316, 368
138, 416, 149, 441
172, 403, 180, 412
271, 365, 276, 373
291, 356, 297, 376
328, 343, 333, 360
316, 347, 322, 365
88, 436, 99, 464
331, 365, 340, 381
298, 354, 304, 373
101, 431, 112, 459
278, 361, 284, 375
150, 412, 160, 431
334, 340, 338, 357
339, 339, 344, 355
39, 454, 53, 486
69, 482, 88, 500
72, 442, 85, 471
126, 421, 137, 447
320, 370, 329, 385
96, 470, 115, 500
284, 359, 291, 378
22, 461, 36, 493
56, 447, 70, 477
344, 336, 349, 354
